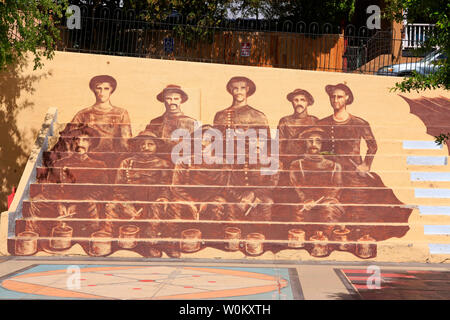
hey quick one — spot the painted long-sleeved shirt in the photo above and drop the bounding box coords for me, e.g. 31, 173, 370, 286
317, 114, 378, 171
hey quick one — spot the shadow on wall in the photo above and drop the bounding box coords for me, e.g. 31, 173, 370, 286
0, 58, 50, 212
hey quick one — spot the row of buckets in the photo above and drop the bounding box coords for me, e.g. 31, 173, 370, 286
14, 224, 377, 259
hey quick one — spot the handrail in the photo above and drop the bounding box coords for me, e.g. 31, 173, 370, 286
0, 108, 58, 251
403, 23, 436, 50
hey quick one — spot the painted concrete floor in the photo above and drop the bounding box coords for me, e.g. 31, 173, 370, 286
0, 257, 448, 300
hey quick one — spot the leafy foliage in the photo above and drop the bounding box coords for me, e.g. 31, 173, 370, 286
0, 0, 68, 71
384, 0, 449, 92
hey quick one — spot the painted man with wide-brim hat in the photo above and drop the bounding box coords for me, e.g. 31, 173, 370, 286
288, 127, 344, 240
317, 82, 376, 174
317, 83, 412, 242
61, 75, 132, 155
213, 76, 269, 134
278, 88, 318, 168
28, 124, 108, 245
168, 124, 230, 257
104, 129, 173, 258
145, 84, 197, 157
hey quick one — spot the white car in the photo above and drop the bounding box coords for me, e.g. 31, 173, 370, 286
376, 50, 447, 76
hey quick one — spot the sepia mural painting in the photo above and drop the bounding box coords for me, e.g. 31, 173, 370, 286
12, 74, 413, 259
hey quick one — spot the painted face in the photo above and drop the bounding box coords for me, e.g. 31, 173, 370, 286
329, 88, 348, 111
73, 135, 91, 154
94, 82, 113, 103
139, 139, 157, 154
230, 81, 249, 103
291, 94, 309, 114
305, 133, 322, 154
164, 92, 182, 114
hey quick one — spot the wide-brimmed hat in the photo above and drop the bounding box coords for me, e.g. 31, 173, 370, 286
156, 84, 188, 103
226, 76, 256, 96
128, 130, 162, 151
63, 124, 101, 150
325, 83, 354, 105
89, 75, 117, 93
286, 89, 314, 105
298, 127, 327, 139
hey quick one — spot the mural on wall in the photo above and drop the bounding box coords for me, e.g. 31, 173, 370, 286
399, 95, 450, 154
12, 75, 413, 259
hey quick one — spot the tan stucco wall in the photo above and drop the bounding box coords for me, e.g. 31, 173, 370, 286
1, 51, 449, 262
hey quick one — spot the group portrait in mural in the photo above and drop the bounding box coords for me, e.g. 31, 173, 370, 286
16, 74, 412, 259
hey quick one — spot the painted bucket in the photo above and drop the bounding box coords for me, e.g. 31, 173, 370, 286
332, 226, 351, 251
15, 231, 39, 256
245, 233, 265, 256
89, 231, 112, 256
118, 225, 140, 249
355, 235, 377, 259
180, 229, 202, 253
224, 227, 241, 251
288, 229, 305, 248
310, 231, 329, 257
50, 224, 73, 250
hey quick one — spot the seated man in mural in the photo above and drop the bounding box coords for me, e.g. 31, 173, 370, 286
225, 136, 280, 236
104, 130, 173, 258
58, 75, 132, 167
289, 127, 344, 238
27, 125, 107, 243
168, 125, 229, 257
317, 83, 411, 239
145, 84, 197, 158
278, 88, 318, 168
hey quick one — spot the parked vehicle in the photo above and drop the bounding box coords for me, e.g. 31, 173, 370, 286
376, 50, 447, 76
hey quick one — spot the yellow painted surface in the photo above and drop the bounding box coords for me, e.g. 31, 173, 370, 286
1, 51, 449, 262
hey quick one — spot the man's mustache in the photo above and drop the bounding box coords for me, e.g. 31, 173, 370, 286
75, 146, 87, 152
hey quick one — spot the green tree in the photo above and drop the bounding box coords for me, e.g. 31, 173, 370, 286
0, 0, 68, 71
245, 0, 356, 29
384, 0, 449, 92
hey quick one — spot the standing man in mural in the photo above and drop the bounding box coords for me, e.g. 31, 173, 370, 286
214, 76, 276, 234
47, 75, 132, 167
62, 75, 132, 154
318, 83, 377, 180
29, 125, 107, 244
103, 130, 172, 258
168, 125, 230, 257
289, 127, 344, 239
318, 83, 411, 239
213, 76, 269, 135
146, 84, 197, 158
278, 88, 318, 167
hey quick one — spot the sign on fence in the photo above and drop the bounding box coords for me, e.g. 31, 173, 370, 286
240, 42, 251, 57
164, 38, 174, 54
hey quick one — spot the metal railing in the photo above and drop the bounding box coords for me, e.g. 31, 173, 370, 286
55, 6, 436, 76
402, 23, 436, 50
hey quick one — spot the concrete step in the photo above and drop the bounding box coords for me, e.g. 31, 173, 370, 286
28, 182, 420, 203
8, 229, 412, 259
21, 200, 411, 223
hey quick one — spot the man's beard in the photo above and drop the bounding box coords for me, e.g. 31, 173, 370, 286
75, 146, 87, 154
139, 151, 156, 158
168, 104, 180, 113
